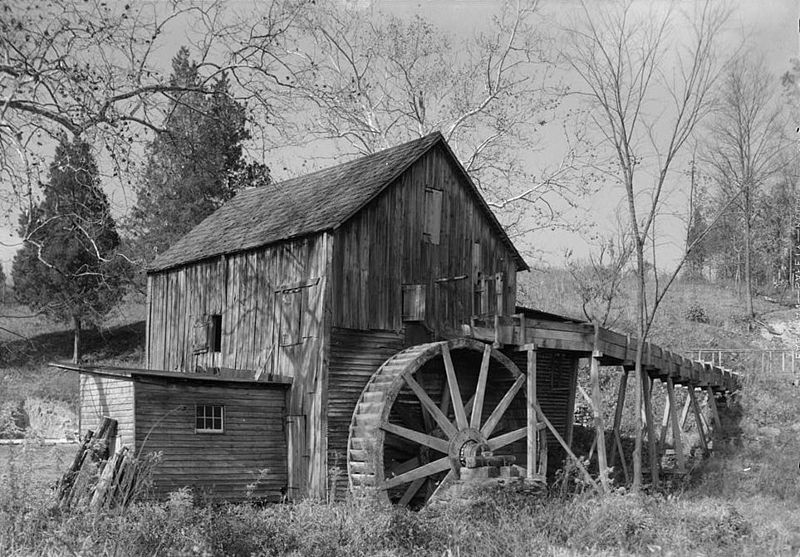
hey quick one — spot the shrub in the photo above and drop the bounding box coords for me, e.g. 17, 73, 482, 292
685, 303, 710, 323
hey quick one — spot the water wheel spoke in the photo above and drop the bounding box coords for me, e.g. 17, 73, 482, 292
480, 375, 525, 438
398, 477, 427, 507
403, 374, 458, 439
382, 457, 450, 490
470, 344, 491, 429
442, 345, 468, 430
388, 457, 420, 478
382, 422, 449, 454
487, 426, 527, 451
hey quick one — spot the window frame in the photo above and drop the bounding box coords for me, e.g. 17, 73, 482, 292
195, 404, 225, 434
209, 314, 223, 353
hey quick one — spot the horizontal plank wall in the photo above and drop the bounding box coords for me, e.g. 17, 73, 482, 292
331, 144, 518, 336
79, 374, 134, 450
134, 379, 288, 503
326, 327, 405, 500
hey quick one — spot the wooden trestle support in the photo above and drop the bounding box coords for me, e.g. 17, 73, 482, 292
463, 314, 741, 492
347, 316, 740, 506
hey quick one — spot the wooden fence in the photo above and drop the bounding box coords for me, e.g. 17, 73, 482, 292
690, 349, 799, 379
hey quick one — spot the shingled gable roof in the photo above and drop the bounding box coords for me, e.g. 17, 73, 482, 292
149, 131, 528, 272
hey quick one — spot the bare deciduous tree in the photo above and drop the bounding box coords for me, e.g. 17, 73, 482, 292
252, 0, 589, 236
566, 225, 634, 328
702, 56, 787, 317
566, 0, 730, 490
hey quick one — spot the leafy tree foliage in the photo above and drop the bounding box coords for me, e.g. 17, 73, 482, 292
12, 136, 126, 362
128, 47, 270, 266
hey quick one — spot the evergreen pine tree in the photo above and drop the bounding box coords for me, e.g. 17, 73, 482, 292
12, 136, 127, 362
129, 47, 270, 265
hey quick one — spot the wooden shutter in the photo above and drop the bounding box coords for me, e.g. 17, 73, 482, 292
424, 188, 443, 245
192, 315, 209, 354
402, 284, 427, 321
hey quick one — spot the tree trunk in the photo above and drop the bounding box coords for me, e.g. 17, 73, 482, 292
632, 240, 645, 492
744, 213, 754, 318
73, 315, 82, 364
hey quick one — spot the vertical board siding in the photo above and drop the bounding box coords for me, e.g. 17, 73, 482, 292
134, 379, 288, 503
508, 349, 578, 472
326, 328, 404, 500
146, 235, 327, 379
79, 374, 135, 449
145, 233, 331, 500
331, 144, 519, 335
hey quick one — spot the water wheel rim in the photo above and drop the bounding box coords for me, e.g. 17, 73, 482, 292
347, 338, 525, 507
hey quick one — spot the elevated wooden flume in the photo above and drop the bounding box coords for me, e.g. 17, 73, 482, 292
465, 313, 741, 393
458, 311, 741, 492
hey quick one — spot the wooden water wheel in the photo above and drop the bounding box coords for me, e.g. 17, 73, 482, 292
347, 338, 527, 507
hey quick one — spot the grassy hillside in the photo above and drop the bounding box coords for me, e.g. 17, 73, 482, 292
3, 277, 800, 555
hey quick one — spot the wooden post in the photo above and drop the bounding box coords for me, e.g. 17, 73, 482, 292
688, 387, 709, 455
659, 394, 671, 447
526, 344, 538, 480
705, 386, 722, 432
538, 429, 548, 476
642, 370, 659, 487
590, 323, 609, 493
609, 367, 629, 483
665, 377, 685, 473
679, 393, 692, 429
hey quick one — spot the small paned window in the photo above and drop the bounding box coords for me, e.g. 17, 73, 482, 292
195, 405, 224, 433
209, 314, 222, 353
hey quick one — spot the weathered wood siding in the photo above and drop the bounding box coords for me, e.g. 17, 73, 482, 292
146, 234, 328, 374
331, 144, 518, 335
133, 379, 288, 502
508, 349, 578, 471
326, 327, 405, 500
146, 233, 333, 499
79, 374, 134, 450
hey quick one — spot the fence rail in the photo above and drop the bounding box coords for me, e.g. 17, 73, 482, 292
688, 349, 798, 378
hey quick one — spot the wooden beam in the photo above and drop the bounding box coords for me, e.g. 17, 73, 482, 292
659, 393, 671, 448
527, 344, 538, 481
608, 367, 628, 473
590, 323, 609, 493
679, 392, 692, 430
665, 377, 685, 473
642, 372, 659, 487
706, 386, 722, 432
688, 387, 709, 455
534, 402, 599, 493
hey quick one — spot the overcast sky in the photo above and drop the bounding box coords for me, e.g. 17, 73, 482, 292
1, 0, 797, 277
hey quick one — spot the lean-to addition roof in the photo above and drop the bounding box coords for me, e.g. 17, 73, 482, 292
149, 132, 528, 272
